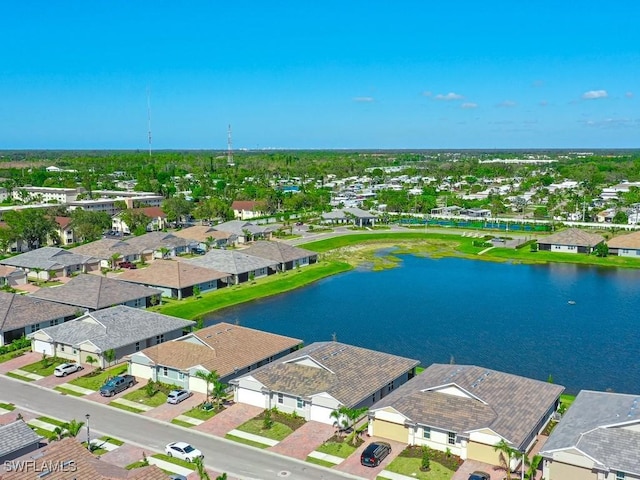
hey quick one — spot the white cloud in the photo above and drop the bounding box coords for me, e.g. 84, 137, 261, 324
582, 117, 636, 128
353, 97, 374, 103
497, 100, 517, 108
582, 90, 608, 99
625, 92, 634, 98
435, 92, 463, 101
461, 102, 477, 109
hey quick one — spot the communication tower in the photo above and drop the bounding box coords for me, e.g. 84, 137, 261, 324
227, 124, 235, 167
147, 88, 152, 157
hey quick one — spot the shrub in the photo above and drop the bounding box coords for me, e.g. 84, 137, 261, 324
262, 408, 273, 430
421, 446, 431, 471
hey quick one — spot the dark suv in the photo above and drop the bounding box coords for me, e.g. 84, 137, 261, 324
360, 441, 391, 467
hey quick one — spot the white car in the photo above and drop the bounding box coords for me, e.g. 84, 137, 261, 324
165, 442, 203, 462
54, 363, 84, 377
167, 389, 193, 405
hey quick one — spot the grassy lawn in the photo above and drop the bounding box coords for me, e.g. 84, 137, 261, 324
37, 416, 67, 427
31, 426, 53, 439
0, 402, 16, 411
0, 347, 30, 364
182, 405, 218, 421
109, 402, 144, 414
306, 457, 336, 468
224, 433, 270, 449
122, 388, 167, 407
560, 393, 576, 409
171, 419, 195, 428
6, 371, 34, 382
152, 453, 196, 470
383, 456, 454, 480
125, 461, 149, 470
100, 435, 124, 446
69, 364, 128, 391
315, 440, 358, 459
236, 418, 293, 441
155, 260, 351, 319
21, 357, 67, 377
54, 386, 86, 397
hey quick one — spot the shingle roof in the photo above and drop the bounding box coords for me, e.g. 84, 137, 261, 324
117, 259, 229, 289
240, 241, 317, 264
139, 322, 303, 377
123, 232, 190, 251
71, 238, 140, 260
185, 249, 277, 275
607, 231, 640, 249
0, 247, 99, 271
0, 291, 79, 332
1, 437, 168, 479
541, 390, 640, 475
538, 228, 605, 247
29, 274, 161, 310
0, 420, 42, 459
172, 226, 235, 243
37, 305, 195, 352
246, 342, 420, 407
232, 200, 266, 211
371, 364, 564, 449
212, 220, 271, 236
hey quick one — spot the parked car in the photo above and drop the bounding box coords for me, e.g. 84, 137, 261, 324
165, 442, 203, 462
167, 389, 193, 404
99, 375, 136, 397
168, 475, 187, 480
191, 248, 206, 255
54, 363, 83, 377
468, 472, 490, 480
360, 441, 391, 467
118, 261, 137, 269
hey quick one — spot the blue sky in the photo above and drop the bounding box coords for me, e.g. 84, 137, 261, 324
2, 1, 638, 150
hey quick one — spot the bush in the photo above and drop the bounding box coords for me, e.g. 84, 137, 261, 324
0, 337, 31, 356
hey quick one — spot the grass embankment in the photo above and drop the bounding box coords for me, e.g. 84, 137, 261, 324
155, 260, 351, 320
21, 358, 67, 377
0, 347, 30, 364
70, 364, 128, 391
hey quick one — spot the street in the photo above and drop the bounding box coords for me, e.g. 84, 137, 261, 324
0, 376, 364, 480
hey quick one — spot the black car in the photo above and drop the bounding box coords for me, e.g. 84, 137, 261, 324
360, 441, 391, 467
468, 472, 490, 480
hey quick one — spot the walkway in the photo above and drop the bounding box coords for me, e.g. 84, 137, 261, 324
142, 392, 205, 421
0, 351, 40, 374
268, 421, 335, 460
193, 403, 262, 437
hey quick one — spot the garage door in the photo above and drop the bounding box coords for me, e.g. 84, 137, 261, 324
33, 340, 53, 356
237, 388, 266, 408
467, 441, 500, 464
129, 363, 152, 380
371, 418, 408, 443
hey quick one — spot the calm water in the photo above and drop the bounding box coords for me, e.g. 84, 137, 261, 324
205, 255, 640, 394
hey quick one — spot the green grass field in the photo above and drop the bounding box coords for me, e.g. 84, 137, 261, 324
69, 364, 128, 391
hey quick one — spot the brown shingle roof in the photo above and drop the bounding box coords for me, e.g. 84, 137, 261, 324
117, 259, 229, 289
172, 226, 234, 243
139, 322, 303, 377
132, 206, 166, 218
371, 364, 564, 449
2, 437, 167, 480
54, 216, 72, 229
249, 342, 420, 407
0, 291, 79, 332
232, 200, 265, 211
607, 230, 640, 249
538, 228, 605, 247
240, 241, 317, 263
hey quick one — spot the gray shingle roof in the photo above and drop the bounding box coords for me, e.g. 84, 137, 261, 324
371, 364, 564, 449
0, 247, 99, 270
541, 390, 640, 475
71, 238, 140, 259
212, 220, 271, 237
538, 228, 605, 247
185, 249, 277, 275
37, 305, 195, 351
0, 292, 79, 332
123, 232, 190, 251
0, 420, 42, 459
246, 341, 419, 407
29, 274, 161, 310
240, 241, 317, 264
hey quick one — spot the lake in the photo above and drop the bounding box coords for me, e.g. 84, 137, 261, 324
205, 255, 640, 395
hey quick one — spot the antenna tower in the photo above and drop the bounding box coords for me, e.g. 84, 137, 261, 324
147, 88, 152, 157
227, 124, 235, 166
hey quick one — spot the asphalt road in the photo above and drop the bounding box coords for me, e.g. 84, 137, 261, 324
0, 376, 364, 480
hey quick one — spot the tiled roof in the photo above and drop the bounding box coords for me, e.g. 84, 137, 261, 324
371, 364, 564, 449
172, 226, 234, 243
541, 390, 640, 474
247, 342, 420, 407
139, 322, 302, 377
29, 274, 160, 310
71, 238, 140, 260
0, 420, 42, 459
117, 259, 229, 289
185, 249, 277, 275
2, 437, 168, 479
37, 305, 195, 351
538, 228, 605, 247
132, 206, 166, 218
54, 216, 72, 229
0, 291, 79, 332
0, 266, 21, 277
240, 241, 317, 264
607, 231, 640, 249
0, 247, 99, 271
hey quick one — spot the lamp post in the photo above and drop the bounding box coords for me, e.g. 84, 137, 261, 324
85, 414, 91, 451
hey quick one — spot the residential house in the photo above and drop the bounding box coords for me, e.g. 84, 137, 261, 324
231, 200, 266, 220
29, 274, 161, 311
71, 238, 142, 268
0, 266, 27, 287
30, 305, 195, 367
0, 247, 101, 280
0, 420, 43, 464
0, 292, 78, 346
460, 208, 492, 218
540, 390, 640, 480
112, 206, 167, 234
240, 241, 318, 271
128, 323, 303, 392
595, 208, 617, 223
430, 206, 464, 216
1, 437, 168, 480
231, 341, 420, 425
172, 225, 236, 249
322, 207, 378, 227
537, 228, 606, 254
368, 364, 563, 466
607, 231, 640, 258
124, 231, 192, 259
184, 249, 277, 284
117, 259, 230, 299
212, 220, 275, 243
53, 216, 76, 245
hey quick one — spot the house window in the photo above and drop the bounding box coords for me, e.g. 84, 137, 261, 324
163, 367, 168, 377
296, 397, 304, 409
277, 393, 284, 404
448, 432, 456, 445
387, 381, 394, 392
178, 372, 185, 380
29, 324, 40, 333
51, 319, 59, 326
423, 427, 431, 439
156, 334, 165, 344
60, 345, 65, 352
135, 342, 140, 351
616, 472, 625, 480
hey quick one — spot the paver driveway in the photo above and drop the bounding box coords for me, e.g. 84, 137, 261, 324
193, 403, 262, 437
334, 436, 405, 479
268, 421, 335, 460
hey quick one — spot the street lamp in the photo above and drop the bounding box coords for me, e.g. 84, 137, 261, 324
85, 414, 91, 451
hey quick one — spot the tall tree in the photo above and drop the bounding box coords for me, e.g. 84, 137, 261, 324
3, 209, 58, 250
71, 210, 111, 243
194, 370, 220, 405
162, 196, 192, 223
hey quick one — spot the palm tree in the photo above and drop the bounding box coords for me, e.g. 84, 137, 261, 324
110, 252, 122, 269
493, 439, 518, 480
330, 407, 350, 437
48, 419, 84, 442
194, 370, 220, 405
158, 247, 171, 259
193, 456, 210, 480
211, 380, 228, 409
525, 454, 543, 480
215, 474, 227, 480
